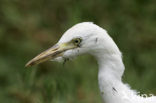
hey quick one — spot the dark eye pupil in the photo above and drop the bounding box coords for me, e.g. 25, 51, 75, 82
75, 40, 79, 43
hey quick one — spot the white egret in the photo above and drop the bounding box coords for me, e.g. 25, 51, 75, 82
26, 22, 156, 103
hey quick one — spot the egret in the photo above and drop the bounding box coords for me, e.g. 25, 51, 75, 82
26, 22, 156, 103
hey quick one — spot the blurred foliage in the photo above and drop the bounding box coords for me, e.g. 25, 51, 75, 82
0, 0, 156, 103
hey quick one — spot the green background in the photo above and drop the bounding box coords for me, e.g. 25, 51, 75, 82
0, 0, 156, 103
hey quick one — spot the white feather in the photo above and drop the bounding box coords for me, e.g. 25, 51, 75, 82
55, 22, 156, 103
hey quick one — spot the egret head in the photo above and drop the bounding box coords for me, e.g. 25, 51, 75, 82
26, 22, 120, 67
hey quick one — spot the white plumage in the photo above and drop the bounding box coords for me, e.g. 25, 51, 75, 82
56, 22, 156, 103
26, 22, 156, 103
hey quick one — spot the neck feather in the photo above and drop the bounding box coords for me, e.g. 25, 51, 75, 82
95, 53, 138, 103
97, 54, 124, 79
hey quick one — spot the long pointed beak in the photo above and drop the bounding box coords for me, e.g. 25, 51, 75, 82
25, 42, 76, 67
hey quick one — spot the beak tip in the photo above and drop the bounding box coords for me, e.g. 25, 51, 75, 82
25, 61, 34, 67
25, 63, 31, 67
25, 43, 65, 68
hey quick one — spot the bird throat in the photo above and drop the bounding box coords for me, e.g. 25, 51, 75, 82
96, 54, 127, 103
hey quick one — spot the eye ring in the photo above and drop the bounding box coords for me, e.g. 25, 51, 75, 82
73, 38, 82, 46
74, 39, 80, 44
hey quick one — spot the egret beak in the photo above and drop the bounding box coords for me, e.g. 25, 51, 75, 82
25, 42, 76, 67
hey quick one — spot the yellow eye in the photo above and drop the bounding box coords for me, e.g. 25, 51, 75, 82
73, 38, 82, 46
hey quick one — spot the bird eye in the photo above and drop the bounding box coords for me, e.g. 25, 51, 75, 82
73, 38, 82, 46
